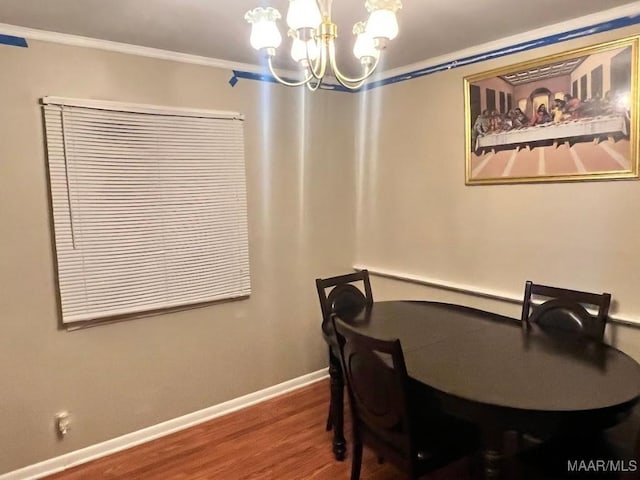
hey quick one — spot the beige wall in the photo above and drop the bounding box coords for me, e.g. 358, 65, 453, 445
3, 22, 640, 477
0, 40, 356, 474
355, 26, 640, 356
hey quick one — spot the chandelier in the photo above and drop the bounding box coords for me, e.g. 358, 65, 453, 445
244, 0, 402, 90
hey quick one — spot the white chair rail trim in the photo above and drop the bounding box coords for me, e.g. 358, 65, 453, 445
354, 264, 639, 327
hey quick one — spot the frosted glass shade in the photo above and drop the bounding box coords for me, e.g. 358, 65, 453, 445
352, 22, 378, 60
286, 0, 322, 31
245, 7, 283, 50
366, 9, 399, 40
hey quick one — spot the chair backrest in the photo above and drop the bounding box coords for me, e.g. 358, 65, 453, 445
521, 281, 611, 341
332, 316, 415, 468
316, 270, 373, 339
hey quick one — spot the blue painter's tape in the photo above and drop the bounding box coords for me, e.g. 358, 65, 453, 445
231, 14, 640, 92
0, 34, 28, 48
231, 69, 288, 85
229, 75, 239, 87
230, 69, 348, 92
363, 14, 640, 90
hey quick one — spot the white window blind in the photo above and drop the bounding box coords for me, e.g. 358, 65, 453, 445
42, 97, 250, 324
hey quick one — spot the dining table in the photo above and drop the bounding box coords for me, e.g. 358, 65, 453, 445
333, 300, 640, 479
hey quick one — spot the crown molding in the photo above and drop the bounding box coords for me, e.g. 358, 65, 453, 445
2, 0, 640, 91
0, 22, 263, 74
0, 22, 313, 86
378, 1, 640, 83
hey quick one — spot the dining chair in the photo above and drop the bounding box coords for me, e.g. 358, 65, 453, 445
516, 281, 614, 455
332, 316, 480, 480
521, 280, 611, 341
316, 270, 373, 461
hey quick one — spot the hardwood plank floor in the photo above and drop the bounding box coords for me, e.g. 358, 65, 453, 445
44, 379, 472, 479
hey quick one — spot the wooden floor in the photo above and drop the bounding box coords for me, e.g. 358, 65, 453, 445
44, 379, 472, 479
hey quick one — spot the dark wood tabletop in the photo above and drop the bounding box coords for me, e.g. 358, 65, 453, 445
336, 300, 640, 478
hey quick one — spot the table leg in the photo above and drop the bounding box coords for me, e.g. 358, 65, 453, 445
482, 448, 502, 479
481, 427, 504, 479
328, 348, 346, 461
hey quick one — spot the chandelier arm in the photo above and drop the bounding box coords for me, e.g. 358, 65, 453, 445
306, 40, 328, 80
267, 57, 312, 87
329, 41, 380, 85
333, 75, 366, 90
305, 79, 322, 92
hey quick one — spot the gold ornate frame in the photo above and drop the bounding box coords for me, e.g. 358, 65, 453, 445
464, 36, 639, 185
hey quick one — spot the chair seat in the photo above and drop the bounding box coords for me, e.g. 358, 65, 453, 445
322, 320, 337, 347
323, 307, 367, 349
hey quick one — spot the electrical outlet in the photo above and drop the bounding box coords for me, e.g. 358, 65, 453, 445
55, 411, 71, 437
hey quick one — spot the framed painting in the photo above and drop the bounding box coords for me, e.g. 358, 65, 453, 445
464, 36, 639, 185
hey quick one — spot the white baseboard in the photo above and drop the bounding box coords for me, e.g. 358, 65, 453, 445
0, 369, 328, 480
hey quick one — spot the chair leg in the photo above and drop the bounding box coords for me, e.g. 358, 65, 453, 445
325, 406, 332, 431
328, 348, 346, 461
351, 442, 363, 480
326, 347, 334, 431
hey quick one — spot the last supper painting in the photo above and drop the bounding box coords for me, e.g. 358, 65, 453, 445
465, 37, 639, 184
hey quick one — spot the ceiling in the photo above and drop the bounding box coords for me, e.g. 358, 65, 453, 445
0, 0, 638, 75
